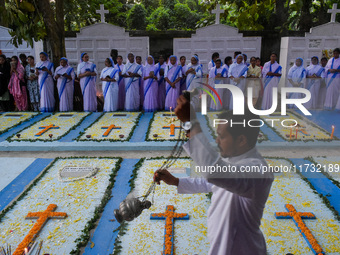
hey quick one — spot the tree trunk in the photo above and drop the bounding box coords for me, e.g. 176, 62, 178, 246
275, 0, 288, 33
37, 0, 65, 68
298, 0, 313, 32
0, 0, 8, 27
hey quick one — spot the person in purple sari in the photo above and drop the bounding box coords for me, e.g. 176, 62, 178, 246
261, 53, 282, 110
35, 52, 55, 112
143, 55, 159, 112
156, 55, 167, 110
116, 55, 125, 110
324, 48, 340, 110
54, 58, 75, 112
77, 53, 97, 112
164, 55, 182, 111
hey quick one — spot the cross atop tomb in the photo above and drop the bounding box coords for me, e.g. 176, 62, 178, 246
275, 204, 324, 254
163, 124, 181, 137
212, 4, 225, 25
35, 124, 59, 136
101, 124, 121, 137
13, 204, 67, 255
96, 4, 109, 23
328, 3, 340, 23
150, 205, 189, 255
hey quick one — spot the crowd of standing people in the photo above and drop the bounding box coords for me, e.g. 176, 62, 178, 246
0, 48, 339, 113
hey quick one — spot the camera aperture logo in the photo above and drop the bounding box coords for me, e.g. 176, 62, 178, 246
197, 83, 312, 128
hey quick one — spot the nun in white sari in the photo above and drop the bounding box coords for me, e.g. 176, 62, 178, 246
185, 55, 203, 91
54, 57, 75, 111
228, 54, 248, 109
287, 57, 306, 108
304, 56, 324, 109
122, 53, 142, 111
77, 53, 98, 112
100, 58, 119, 112
35, 52, 55, 112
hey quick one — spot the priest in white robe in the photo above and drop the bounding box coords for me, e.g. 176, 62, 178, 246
154, 99, 273, 255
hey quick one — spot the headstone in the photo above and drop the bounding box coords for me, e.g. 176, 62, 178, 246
65, 23, 149, 73
280, 22, 340, 78
173, 24, 261, 73
59, 166, 99, 181
0, 25, 41, 59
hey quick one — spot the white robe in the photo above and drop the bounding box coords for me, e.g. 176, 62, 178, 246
209, 66, 227, 111
180, 132, 273, 255
100, 67, 119, 112
54, 65, 75, 111
122, 62, 143, 111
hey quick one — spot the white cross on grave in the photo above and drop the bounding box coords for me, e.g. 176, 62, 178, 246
328, 3, 340, 23
212, 4, 225, 25
96, 4, 109, 23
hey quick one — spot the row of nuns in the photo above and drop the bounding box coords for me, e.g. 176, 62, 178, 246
205, 49, 340, 112
1, 49, 339, 113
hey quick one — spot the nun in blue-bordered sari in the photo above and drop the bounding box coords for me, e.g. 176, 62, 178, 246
304, 56, 324, 109
143, 55, 159, 112
77, 53, 97, 112
261, 53, 282, 110
228, 54, 248, 109
325, 48, 340, 110
35, 52, 55, 112
287, 57, 306, 108
185, 55, 203, 91
209, 59, 227, 111
100, 58, 119, 112
122, 52, 142, 111
54, 57, 75, 111
164, 55, 182, 110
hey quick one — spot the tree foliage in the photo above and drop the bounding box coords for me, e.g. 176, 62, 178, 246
127, 4, 147, 30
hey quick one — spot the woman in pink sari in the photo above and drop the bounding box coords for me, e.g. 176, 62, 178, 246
8, 56, 27, 111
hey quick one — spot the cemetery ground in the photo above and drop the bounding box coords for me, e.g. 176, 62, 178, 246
0, 110, 340, 254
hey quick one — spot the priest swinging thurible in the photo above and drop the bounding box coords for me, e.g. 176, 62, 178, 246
154, 96, 274, 255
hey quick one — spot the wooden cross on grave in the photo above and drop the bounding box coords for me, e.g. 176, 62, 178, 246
328, 3, 340, 23
212, 4, 225, 24
162, 124, 181, 137
101, 124, 121, 137
150, 205, 189, 255
35, 124, 59, 136
275, 204, 324, 255
13, 204, 67, 255
96, 4, 109, 23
